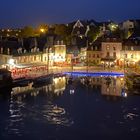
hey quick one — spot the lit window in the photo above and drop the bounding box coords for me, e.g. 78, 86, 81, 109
107, 88, 109, 92
106, 46, 110, 50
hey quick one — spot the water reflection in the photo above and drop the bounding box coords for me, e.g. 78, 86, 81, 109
78, 76, 126, 99
1, 74, 140, 139
12, 76, 66, 97
5, 97, 25, 137
8, 76, 72, 135
11, 75, 128, 99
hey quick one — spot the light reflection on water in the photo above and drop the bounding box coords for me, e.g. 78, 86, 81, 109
0, 75, 140, 139
3, 76, 73, 137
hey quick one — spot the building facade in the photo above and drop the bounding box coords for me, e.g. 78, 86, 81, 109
101, 38, 122, 67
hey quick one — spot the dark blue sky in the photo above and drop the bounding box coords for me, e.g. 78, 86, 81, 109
1, 0, 140, 28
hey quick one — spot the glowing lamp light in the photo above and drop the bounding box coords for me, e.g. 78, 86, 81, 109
40, 28, 45, 33
8, 59, 15, 65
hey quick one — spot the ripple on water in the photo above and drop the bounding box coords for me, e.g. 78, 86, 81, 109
124, 112, 139, 121
41, 104, 74, 126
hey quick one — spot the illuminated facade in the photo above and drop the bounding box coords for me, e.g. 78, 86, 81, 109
86, 42, 101, 66
101, 38, 122, 67
120, 39, 140, 67
53, 40, 66, 65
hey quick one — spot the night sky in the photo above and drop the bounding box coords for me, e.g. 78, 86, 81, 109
1, 0, 140, 28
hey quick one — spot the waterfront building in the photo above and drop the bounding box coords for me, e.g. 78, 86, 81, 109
79, 47, 87, 65
120, 39, 140, 68
53, 38, 66, 66
101, 37, 122, 67
0, 38, 42, 69
86, 41, 101, 66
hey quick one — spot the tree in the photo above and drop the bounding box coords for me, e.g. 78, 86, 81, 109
54, 24, 67, 36
87, 26, 100, 42
21, 26, 35, 38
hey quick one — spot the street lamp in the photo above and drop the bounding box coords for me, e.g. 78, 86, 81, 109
8, 58, 15, 65
40, 28, 45, 33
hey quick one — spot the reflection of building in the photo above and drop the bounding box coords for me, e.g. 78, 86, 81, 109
12, 76, 66, 98
85, 76, 125, 97
101, 77, 124, 97
52, 76, 66, 94
12, 82, 34, 95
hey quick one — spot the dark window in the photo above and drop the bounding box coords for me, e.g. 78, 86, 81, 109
107, 52, 110, 57
124, 54, 127, 58
113, 52, 116, 58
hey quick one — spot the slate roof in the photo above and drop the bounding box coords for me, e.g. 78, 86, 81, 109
87, 40, 101, 51
122, 39, 140, 51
